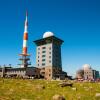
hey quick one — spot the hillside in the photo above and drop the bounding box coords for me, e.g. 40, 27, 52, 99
0, 79, 100, 100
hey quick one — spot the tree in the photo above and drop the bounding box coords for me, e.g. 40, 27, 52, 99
76, 69, 84, 79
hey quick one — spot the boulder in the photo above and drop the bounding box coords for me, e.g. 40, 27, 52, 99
52, 94, 65, 100
72, 87, 77, 91
59, 82, 73, 87
95, 93, 100, 97
36, 85, 45, 90
21, 99, 31, 100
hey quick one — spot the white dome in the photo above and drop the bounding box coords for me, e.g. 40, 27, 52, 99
83, 64, 91, 70
43, 31, 54, 38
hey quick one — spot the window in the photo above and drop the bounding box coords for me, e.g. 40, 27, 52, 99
42, 51, 46, 53
42, 63, 45, 66
38, 52, 40, 54
38, 60, 39, 62
49, 69, 51, 72
49, 56, 51, 58
49, 60, 51, 63
49, 47, 51, 50
38, 64, 39, 66
38, 48, 40, 50
42, 55, 46, 57
49, 52, 51, 54
38, 56, 39, 58
42, 59, 45, 61
42, 47, 46, 49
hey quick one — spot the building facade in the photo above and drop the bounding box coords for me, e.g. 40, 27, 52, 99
0, 67, 40, 78
76, 64, 99, 80
34, 31, 67, 80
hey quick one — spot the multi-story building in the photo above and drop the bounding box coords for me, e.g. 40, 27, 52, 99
34, 31, 67, 80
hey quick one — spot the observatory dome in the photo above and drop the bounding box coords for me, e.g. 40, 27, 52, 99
83, 64, 91, 70
43, 31, 54, 38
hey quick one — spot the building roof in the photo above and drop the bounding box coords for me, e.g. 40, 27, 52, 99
83, 64, 91, 70
34, 36, 64, 46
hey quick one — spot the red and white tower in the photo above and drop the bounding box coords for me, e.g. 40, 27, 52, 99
19, 11, 31, 68
23, 11, 28, 55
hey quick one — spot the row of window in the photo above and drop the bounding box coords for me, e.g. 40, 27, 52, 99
38, 51, 51, 54
37, 60, 51, 67
38, 46, 60, 53
85, 75, 93, 77
38, 59, 50, 62
38, 55, 45, 58
7, 71, 25, 74
38, 63, 45, 66
38, 52, 60, 59
38, 47, 51, 50
38, 59, 51, 63
37, 61, 61, 67
38, 63, 61, 67
38, 45, 60, 50
38, 55, 51, 58
84, 72, 92, 74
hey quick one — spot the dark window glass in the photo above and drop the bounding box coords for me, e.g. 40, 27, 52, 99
42, 51, 46, 53
42, 59, 45, 61
49, 52, 51, 54
38, 48, 40, 50
42, 55, 45, 57
49, 56, 51, 58
49, 47, 51, 50
42, 47, 46, 49
49, 60, 51, 63
42, 63, 45, 66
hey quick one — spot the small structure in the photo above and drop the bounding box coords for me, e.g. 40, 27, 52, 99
83, 64, 99, 80
0, 66, 40, 78
76, 64, 99, 81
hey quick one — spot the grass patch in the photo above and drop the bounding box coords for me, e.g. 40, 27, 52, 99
0, 79, 100, 100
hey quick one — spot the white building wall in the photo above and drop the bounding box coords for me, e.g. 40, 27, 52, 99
36, 43, 52, 67
84, 69, 94, 79
36, 42, 62, 69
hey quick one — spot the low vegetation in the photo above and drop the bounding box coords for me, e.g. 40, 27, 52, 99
0, 78, 100, 100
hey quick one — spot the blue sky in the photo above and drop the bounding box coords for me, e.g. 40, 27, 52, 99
0, 0, 100, 76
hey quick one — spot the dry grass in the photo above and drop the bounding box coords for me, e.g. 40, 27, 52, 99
0, 78, 100, 100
